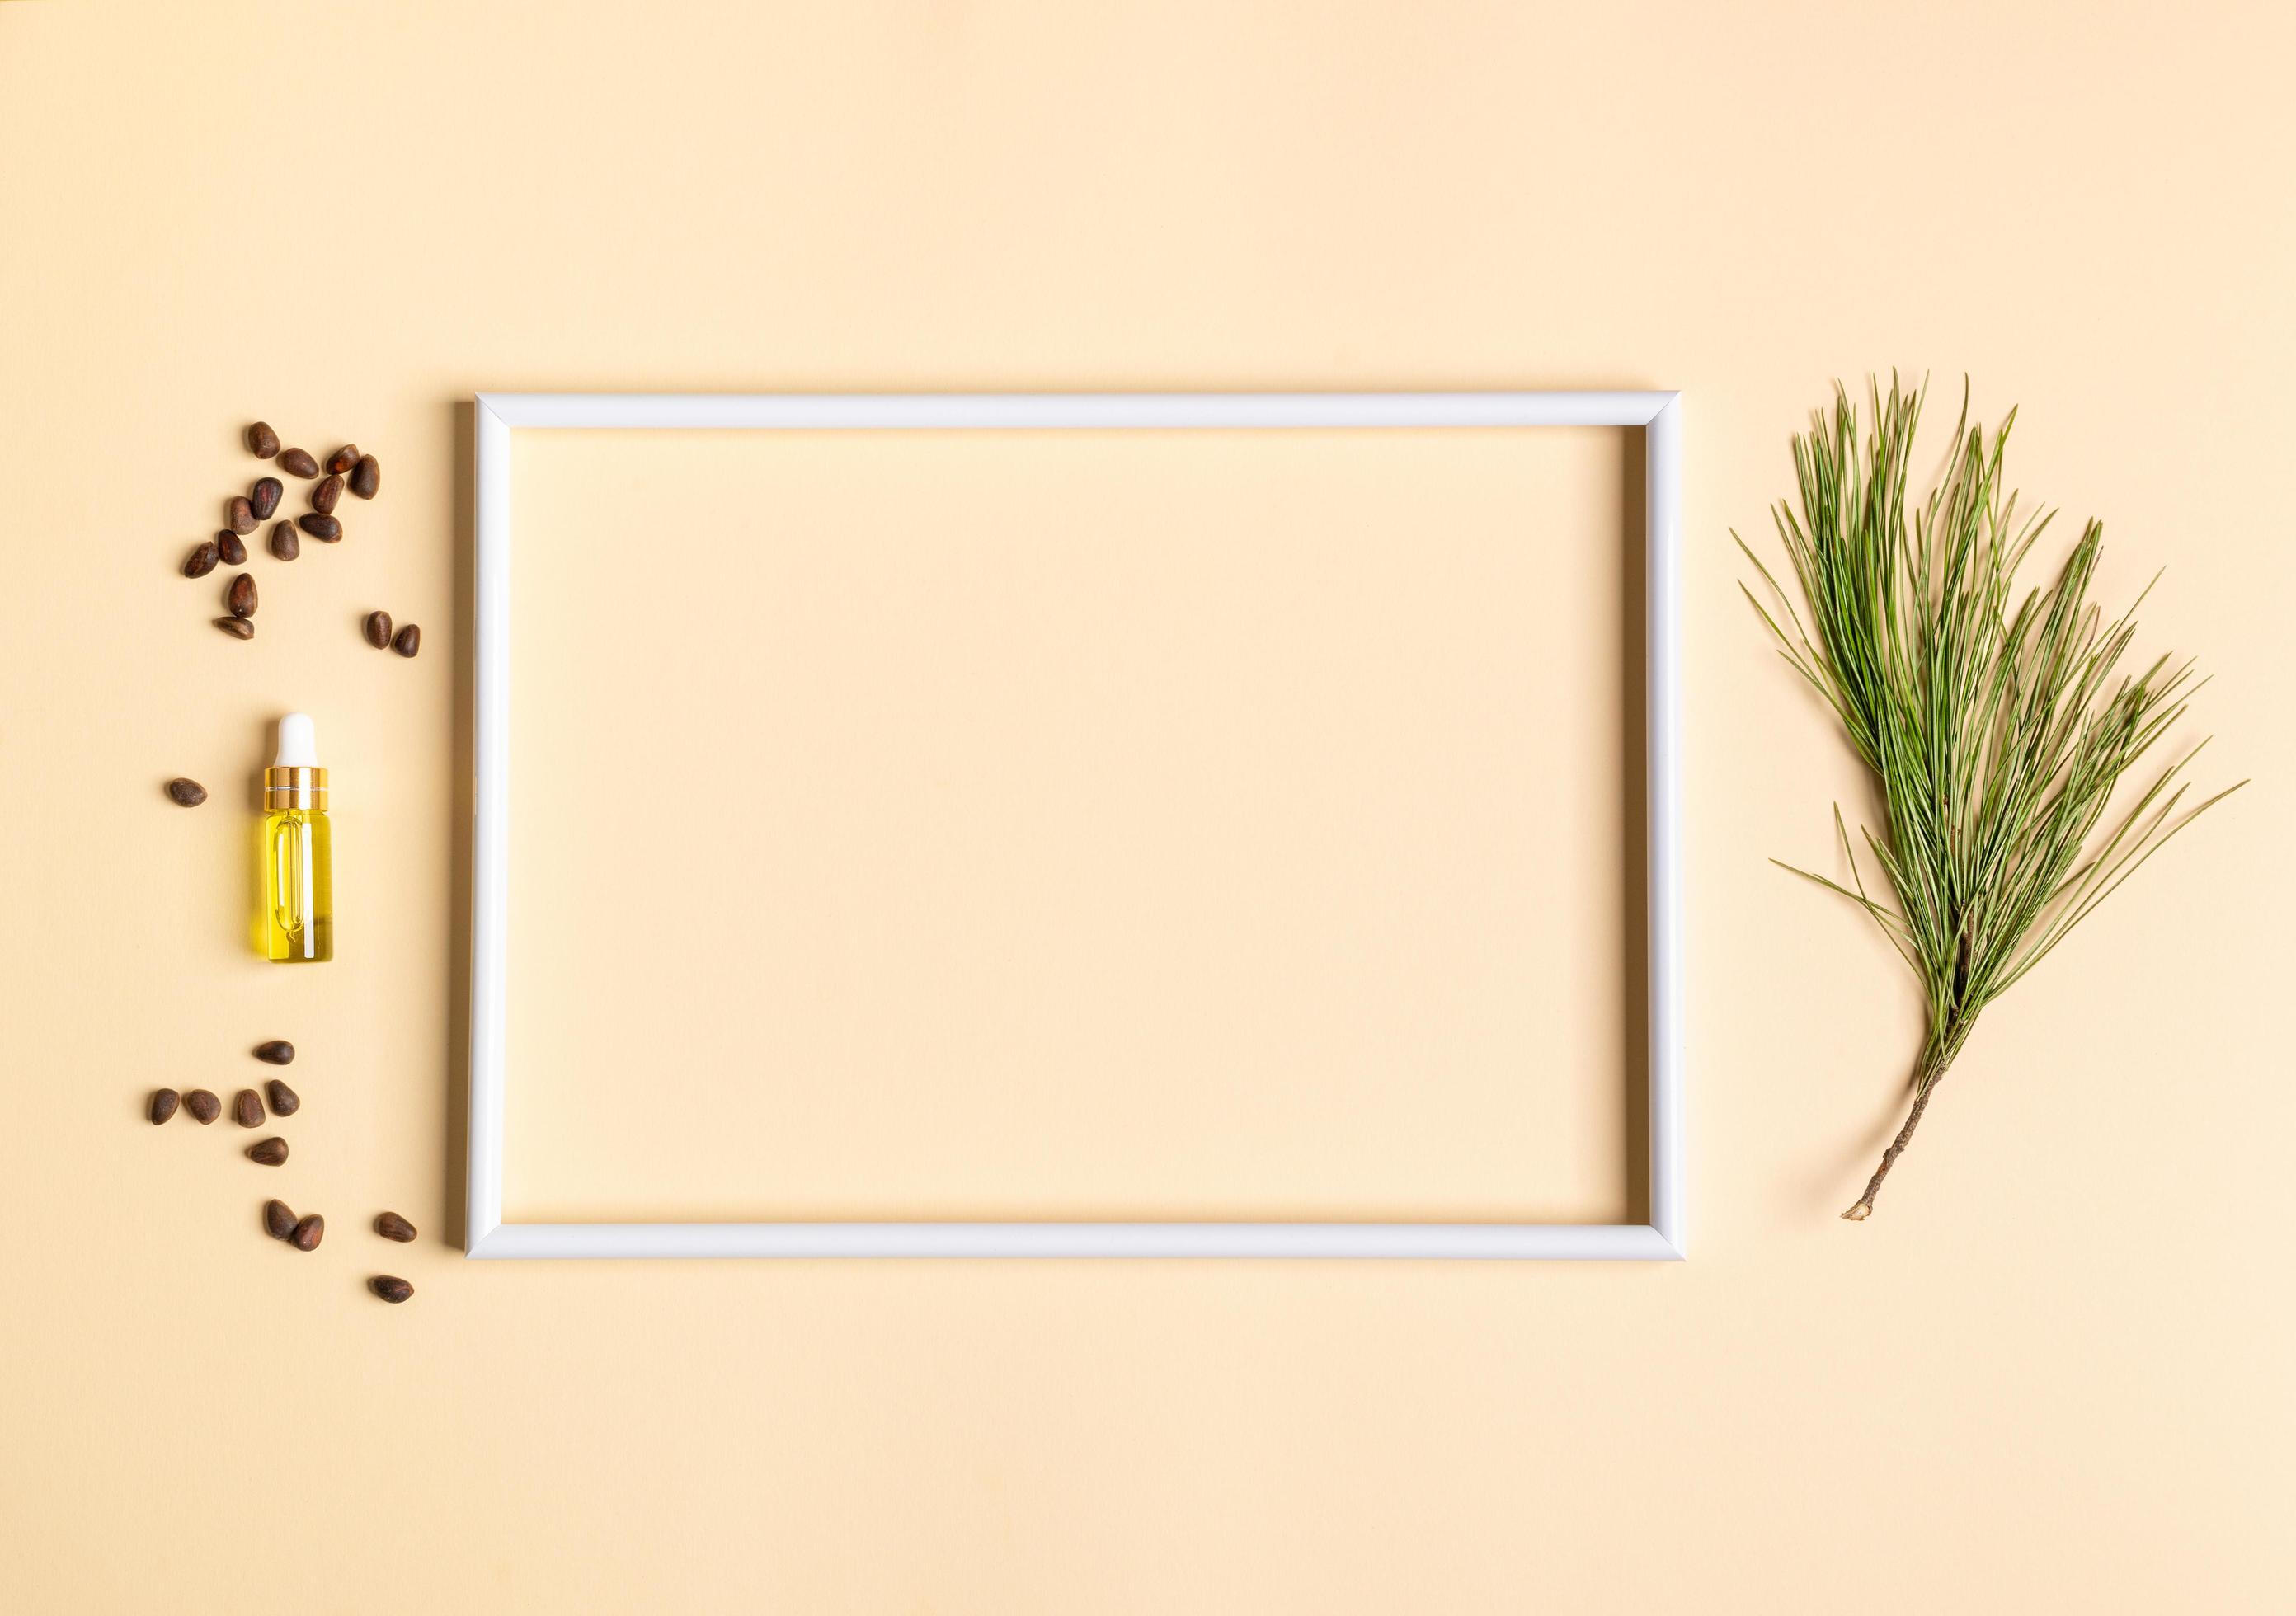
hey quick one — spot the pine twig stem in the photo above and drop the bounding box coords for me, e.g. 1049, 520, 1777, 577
1841, 1040, 1960, 1221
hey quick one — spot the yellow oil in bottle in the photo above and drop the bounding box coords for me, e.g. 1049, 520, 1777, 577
262, 806, 333, 962
261, 713, 334, 963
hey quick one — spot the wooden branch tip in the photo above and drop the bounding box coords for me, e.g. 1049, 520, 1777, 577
1841, 1046, 1954, 1223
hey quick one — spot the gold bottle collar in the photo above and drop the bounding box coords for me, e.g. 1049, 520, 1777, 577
264, 765, 328, 810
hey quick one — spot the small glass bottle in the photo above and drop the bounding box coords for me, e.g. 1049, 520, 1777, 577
261, 712, 334, 963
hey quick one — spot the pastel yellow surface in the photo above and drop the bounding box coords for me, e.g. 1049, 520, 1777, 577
2, 2, 2291, 1613
504, 426, 1631, 1224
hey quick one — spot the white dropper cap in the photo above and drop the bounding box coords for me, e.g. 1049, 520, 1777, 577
274, 712, 319, 768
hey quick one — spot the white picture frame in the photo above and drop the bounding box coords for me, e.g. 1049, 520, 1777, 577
467, 391, 1684, 1260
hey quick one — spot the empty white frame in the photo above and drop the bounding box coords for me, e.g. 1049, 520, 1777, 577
468, 391, 1683, 1260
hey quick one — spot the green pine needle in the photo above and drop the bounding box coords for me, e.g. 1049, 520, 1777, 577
1737, 375, 2244, 1220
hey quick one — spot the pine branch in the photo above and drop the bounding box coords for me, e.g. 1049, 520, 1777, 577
1734, 376, 2245, 1221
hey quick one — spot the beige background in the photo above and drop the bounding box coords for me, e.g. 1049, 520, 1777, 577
504, 426, 1633, 1224
2, 1, 2290, 1611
